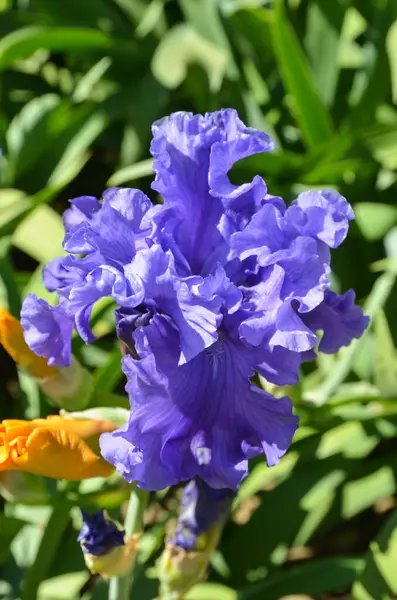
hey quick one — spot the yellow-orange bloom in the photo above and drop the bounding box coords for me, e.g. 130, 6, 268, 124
0, 416, 116, 480
0, 309, 56, 379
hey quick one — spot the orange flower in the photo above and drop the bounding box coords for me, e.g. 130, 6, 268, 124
0, 416, 115, 480
0, 309, 56, 379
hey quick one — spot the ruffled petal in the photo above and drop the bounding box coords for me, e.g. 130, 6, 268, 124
69, 266, 144, 343
270, 302, 318, 352
21, 295, 73, 367
63, 189, 152, 265
43, 254, 100, 295
286, 189, 354, 249
208, 110, 274, 213
302, 289, 369, 353
125, 245, 235, 364
100, 315, 298, 491
151, 109, 275, 273
63, 196, 101, 232
229, 203, 284, 262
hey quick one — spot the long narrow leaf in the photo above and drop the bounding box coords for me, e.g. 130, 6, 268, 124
270, 3, 334, 147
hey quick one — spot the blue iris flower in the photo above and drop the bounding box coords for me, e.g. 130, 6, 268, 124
78, 510, 125, 556
20, 109, 369, 491
173, 478, 234, 551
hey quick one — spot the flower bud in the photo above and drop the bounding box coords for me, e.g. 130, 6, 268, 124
78, 509, 139, 578
157, 479, 234, 599
0, 309, 93, 410
0, 416, 115, 480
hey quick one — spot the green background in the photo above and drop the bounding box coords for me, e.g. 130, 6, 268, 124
1, 0, 397, 598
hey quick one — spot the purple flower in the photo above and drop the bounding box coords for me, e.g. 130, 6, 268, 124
100, 313, 299, 490
172, 478, 234, 551
20, 109, 369, 491
78, 509, 125, 556
21, 295, 73, 367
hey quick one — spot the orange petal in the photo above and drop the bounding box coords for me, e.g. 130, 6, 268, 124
0, 432, 13, 470
0, 310, 56, 379
1, 419, 36, 438
32, 416, 116, 439
11, 428, 113, 480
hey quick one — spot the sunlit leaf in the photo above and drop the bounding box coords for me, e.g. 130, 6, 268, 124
270, 2, 334, 147
353, 508, 397, 600
152, 24, 228, 91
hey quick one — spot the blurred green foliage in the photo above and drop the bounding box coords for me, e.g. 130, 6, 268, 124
1, 0, 397, 599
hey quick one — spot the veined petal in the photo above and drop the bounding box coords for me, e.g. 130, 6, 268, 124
100, 315, 298, 491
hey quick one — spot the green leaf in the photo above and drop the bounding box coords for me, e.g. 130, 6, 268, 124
151, 23, 228, 91
20, 501, 72, 600
0, 237, 22, 315
12, 204, 64, 263
239, 557, 364, 600
374, 309, 397, 397
38, 572, 89, 600
72, 56, 112, 103
353, 508, 397, 600
186, 583, 237, 600
387, 20, 397, 105
6, 93, 110, 195
0, 515, 25, 565
343, 465, 396, 519
93, 348, 124, 393
178, 0, 237, 78
355, 203, 397, 241
107, 158, 154, 186
46, 109, 108, 188
338, 6, 366, 69
135, 0, 167, 38
364, 126, 397, 170
270, 2, 334, 147
350, 1, 397, 124
0, 27, 134, 71
5, 94, 61, 184
23, 264, 56, 305
0, 189, 30, 233
305, 1, 343, 107
316, 271, 395, 402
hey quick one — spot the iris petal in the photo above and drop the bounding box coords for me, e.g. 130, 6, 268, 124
100, 315, 299, 490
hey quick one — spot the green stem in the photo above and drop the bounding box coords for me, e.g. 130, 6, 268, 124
21, 500, 71, 600
108, 488, 149, 600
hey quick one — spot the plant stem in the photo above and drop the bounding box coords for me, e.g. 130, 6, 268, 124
21, 499, 71, 600
108, 487, 149, 600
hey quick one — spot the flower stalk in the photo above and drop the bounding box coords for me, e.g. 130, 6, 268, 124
108, 487, 149, 600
